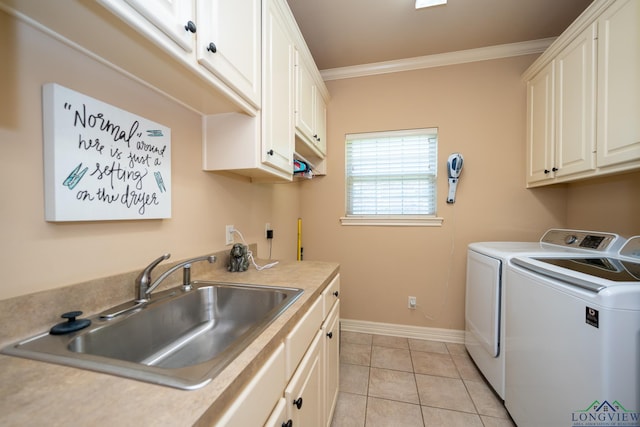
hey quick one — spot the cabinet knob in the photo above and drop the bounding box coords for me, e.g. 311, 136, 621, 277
544, 169, 550, 174
207, 42, 217, 53
184, 21, 197, 33
293, 397, 303, 410
333, 291, 339, 297
552, 167, 558, 172
327, 331, 333, 339
282, 421, 292, 427
267, 149, 274, 156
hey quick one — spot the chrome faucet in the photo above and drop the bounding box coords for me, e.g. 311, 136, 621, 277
135, 254, 216, 302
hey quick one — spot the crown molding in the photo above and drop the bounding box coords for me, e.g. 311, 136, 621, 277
320, 37, 555, 81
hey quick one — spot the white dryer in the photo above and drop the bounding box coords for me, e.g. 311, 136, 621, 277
464, 229, 625, 400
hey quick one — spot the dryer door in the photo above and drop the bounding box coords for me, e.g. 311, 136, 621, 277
465, 250, 501, 357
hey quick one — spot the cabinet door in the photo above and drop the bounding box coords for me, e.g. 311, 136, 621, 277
214, 344, 285, 426
596, 0, 640, 167
285, 331, 324, 427
295, 50, 327, 157
314, 92, 327, 156
265, 398, 290, 427
526, 62, 555, 184
262, 0, 294, 175
554, 24, 596, 177
323, 301, 340, 426
122, 0, 195, 52
295, 50, 316, 141
196, 0, 261, 107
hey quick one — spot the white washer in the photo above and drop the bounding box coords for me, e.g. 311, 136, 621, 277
505, 235, 640, 427
465, 229, 625, 400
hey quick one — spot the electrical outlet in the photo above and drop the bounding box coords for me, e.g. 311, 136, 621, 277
225, 225, 234, 245
408, 296, 417, 309
265, 222, 271, 238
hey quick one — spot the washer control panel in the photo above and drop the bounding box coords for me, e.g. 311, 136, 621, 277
541, 229, 623, 252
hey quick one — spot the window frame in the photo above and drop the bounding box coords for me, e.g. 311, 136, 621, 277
340, 128, 443, 227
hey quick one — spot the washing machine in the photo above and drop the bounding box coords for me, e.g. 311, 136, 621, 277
464, 229, 625, 400
505, 234, 640, 427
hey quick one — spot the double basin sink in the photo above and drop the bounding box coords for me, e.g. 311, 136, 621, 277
3, 282, 303, 390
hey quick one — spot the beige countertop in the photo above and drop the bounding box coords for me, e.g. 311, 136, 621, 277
0, 256, 339, 426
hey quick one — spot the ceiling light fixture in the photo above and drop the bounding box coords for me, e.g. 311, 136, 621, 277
415, 0, 447, 9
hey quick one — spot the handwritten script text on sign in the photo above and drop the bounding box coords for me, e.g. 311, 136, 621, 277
43, 83, 171, 221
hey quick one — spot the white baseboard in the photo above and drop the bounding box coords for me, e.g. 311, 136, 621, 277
340, 318, 465, 344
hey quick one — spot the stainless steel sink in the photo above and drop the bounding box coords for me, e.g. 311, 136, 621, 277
2, 282, 303, 390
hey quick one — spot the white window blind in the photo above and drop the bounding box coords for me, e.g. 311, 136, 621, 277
345, 129, 438, 220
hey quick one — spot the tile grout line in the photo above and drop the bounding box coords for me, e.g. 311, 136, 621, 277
338, 332, 514, 427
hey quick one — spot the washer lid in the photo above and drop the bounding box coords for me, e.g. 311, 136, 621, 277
531, 257, 640, 282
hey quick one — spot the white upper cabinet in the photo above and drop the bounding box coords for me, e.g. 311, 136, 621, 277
526, 62, 555, 184
314, 88, 327, 156
554, 23, 596, 178
196, 0, 261, 107
262, 0, 295, 175
202, 0, 294, 181
295, 50, 327, 158
122, 0, 196, 53
296, 54, 316, 143
523, 0, 640, 187
202, 0, 330, 181
98, 0, 261, 109
596, 0, 640, 167
526, 23, 596, 185
3, 0, 326, 181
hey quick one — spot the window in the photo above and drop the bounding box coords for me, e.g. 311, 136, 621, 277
341, 128, 442, 226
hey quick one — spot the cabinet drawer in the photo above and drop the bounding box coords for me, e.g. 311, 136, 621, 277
285, 296, 322, 379
214, 344, 285, 427
322, 274, 340, 318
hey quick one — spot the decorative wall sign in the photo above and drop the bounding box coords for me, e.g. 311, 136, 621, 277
42, 83, 171, 221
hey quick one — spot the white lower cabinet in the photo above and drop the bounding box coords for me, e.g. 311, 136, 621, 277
264, 397, 289, 427
213, 343, 285, 426
285, 297, 323, 378
212, 274, 340, 426
322, 302, 340, 426
285, 331, 324, 426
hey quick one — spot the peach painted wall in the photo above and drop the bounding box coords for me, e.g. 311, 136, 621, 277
566, 171, 640, 237
0, 12, 300, 301
300, 56, 569, 331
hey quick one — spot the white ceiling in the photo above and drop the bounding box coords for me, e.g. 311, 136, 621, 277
286, 0, 594, 71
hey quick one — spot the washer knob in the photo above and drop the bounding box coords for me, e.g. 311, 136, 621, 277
565, 235, 578, 245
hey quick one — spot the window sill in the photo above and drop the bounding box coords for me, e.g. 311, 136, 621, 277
339, 216, 444, 227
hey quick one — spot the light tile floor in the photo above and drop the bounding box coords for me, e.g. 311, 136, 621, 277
330, 331, 516, 427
